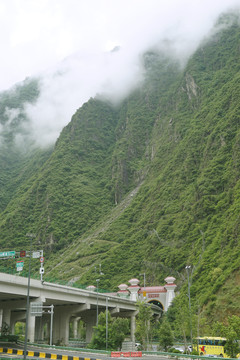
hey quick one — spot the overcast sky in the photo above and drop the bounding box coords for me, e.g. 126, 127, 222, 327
1, 0, 240, 146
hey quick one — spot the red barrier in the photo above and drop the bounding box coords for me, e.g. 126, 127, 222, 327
111, 352, 121, 357
111, 351, 142, 358
130, 352, 142, 357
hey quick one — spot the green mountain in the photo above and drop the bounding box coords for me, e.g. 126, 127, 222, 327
0, 13, 240, 324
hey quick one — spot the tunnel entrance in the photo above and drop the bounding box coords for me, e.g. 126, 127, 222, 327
148, 300, 164, 310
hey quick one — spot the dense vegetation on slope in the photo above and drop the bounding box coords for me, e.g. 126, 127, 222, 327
96, 18, 240, 321
51, 16, 240, 321
94, 18, 240, 321
0, 14, 239, 324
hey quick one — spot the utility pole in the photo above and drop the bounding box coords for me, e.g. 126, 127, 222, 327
140, 273, 146, 287
95, 263, 104, 328
49, 305, 54, 346
106, 297, 108, 350
185, 265, 193, 351
24, 233, 36, 360
96, 279, 100, 328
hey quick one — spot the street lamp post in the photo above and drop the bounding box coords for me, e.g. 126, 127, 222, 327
95, 264, 104, 329
24, 233, 36, 360
140, 273, 146, 287
185, 265, 193, 351
106, 297, 108, 350
49, 304, 54, 346
96, 279, 100, 328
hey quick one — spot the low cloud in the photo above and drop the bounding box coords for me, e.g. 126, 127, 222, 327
1, 0, 240, 148
24, 47, 144, 147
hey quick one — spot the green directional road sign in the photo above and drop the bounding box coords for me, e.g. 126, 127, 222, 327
16, 261, 24, 271
0, 251, 15, 258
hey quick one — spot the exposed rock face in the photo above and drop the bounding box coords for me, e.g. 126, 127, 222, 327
185, 73, 198, 100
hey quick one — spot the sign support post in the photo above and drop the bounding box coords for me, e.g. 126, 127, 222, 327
49, 304, 54, 346
24, 233, 35, 360
40, 254, 44, 283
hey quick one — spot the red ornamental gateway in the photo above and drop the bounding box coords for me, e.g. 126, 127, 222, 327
93, 276, 177, 312
117, 276, 177, 311
87, 277, 177, 312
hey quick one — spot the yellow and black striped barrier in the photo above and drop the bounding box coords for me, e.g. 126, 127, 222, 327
0, 347, 101, 360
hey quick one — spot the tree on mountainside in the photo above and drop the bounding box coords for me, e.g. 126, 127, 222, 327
135, 301, 154, 350
167, 298, 192, 349
158, 316, 174, 351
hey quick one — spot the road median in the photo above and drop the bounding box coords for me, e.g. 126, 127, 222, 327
0, 346, 102, 360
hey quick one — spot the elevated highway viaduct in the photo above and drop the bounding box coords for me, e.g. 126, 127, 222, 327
0, 273, 161, 345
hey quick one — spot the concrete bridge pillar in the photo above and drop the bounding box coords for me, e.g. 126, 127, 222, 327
73, 317, 81, 339
130, 313, 136, 343
35, 316, 44, 342
27, 314, 36, 342
0, 309, 3, 333
85, 315, 96, 343
2, 309, 11, 330
53, 307, 71, 346
52, 309, 60, 344
27, 297, 46, 342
